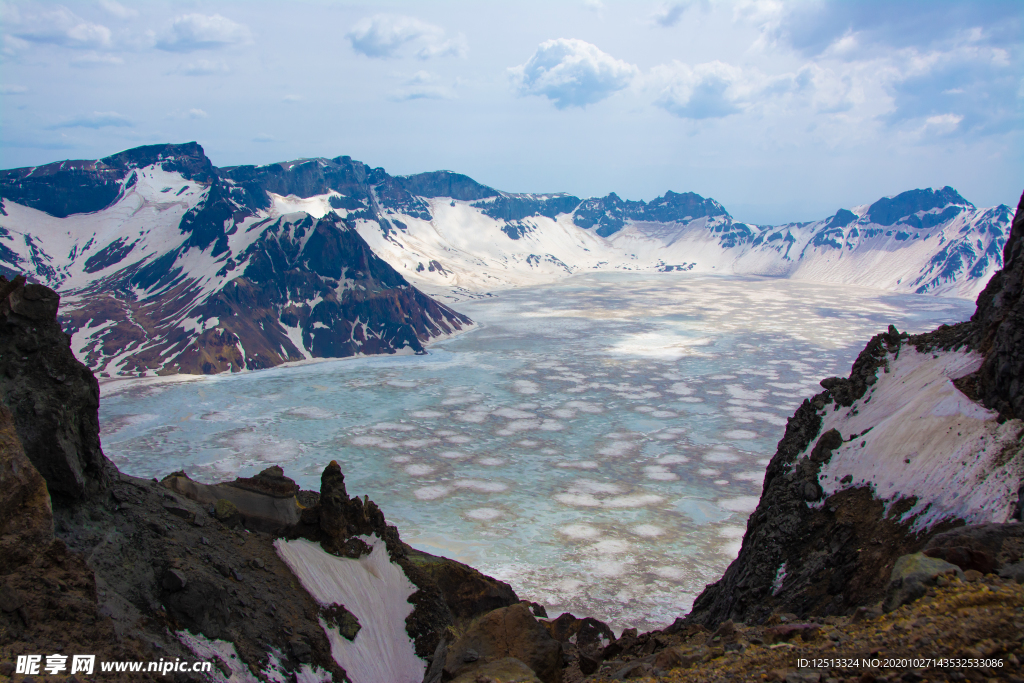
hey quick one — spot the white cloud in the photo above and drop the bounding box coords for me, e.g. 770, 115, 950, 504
9, 7, 112, 49
71, 51, 124, 67
921, 113, 964, 135
188, 108, 208, 119
48, 111, 132, 129
282, 94, 303, 103
509, 38, 637, 109
652, 1, 708, 27
651, 60, 759, 119
0, 84, 28, 94
98, 0, 137, 19
347, 14, 466, 60
253, 133, 275, 142
177, 59, 230, 76
156, 14, 252, 52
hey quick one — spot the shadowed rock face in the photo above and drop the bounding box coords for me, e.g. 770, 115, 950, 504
970, 190, 1024, 419
0, 276, 110, 502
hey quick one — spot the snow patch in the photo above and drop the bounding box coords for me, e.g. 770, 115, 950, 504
274, 537, 425, 683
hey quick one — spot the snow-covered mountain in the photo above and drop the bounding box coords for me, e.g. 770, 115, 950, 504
0, 144, 471, 377
0, 142, 1014, 376
354, 179, 1012, 302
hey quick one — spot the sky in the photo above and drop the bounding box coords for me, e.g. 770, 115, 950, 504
0, 0, 1021, 224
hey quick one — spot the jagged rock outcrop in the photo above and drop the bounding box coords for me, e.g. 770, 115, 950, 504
0, 275, 110, 501
682, 190, 1024, 629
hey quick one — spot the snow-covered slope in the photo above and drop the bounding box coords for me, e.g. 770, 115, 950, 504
364, 185, 1012, 301
0, 144, 472, 377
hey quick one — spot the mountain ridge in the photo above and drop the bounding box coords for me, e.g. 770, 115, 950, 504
0, 142, 1015, 377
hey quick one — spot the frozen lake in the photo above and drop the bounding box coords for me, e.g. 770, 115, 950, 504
98, 273, 975, 632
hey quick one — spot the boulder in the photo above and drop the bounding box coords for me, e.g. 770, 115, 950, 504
544, 612, 615, 655
449, 657, 541, 683
444, 603, 561, 683
884, 553, 964, 612
162, 469, 300, 532
999, 561, 1024, 583
923, 522, 1024, 573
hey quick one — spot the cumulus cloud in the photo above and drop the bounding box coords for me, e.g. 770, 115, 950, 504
98, 0, 137, 19
390, 70, 456, 101
156, 14, 252, 52
652, 61, 752, 119
347, 14, 467, 60
509, 38, 638, 108
8, 7, 112, 49
48, 111, 132, 129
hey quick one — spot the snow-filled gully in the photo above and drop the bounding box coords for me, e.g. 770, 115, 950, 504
274, 536, 426, 683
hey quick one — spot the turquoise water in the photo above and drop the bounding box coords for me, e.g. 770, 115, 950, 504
98, 273, 975, 632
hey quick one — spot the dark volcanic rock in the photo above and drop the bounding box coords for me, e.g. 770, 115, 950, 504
288, 459, 520, 659
473, 193, 582, 223
866, 186, 972, 227
969, 189, 1024, 419
572, 190, 729, 237
396, 170, 499, 201
0, 276, 110, 502
443, 602, 562, 683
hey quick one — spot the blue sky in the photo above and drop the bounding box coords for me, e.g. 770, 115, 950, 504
1, 0, 1021, 224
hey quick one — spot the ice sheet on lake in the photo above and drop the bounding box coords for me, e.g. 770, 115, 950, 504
99, 272, 974, 633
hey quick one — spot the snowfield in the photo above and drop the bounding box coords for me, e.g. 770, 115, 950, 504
807, 347, 1024, 530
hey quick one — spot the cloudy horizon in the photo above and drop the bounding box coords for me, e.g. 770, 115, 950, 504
1, 0, 1020, 224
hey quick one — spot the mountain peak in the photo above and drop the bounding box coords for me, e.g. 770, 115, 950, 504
866, 186, 974, 227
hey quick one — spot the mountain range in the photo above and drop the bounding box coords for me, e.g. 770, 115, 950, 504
0, 142, 1014, 376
